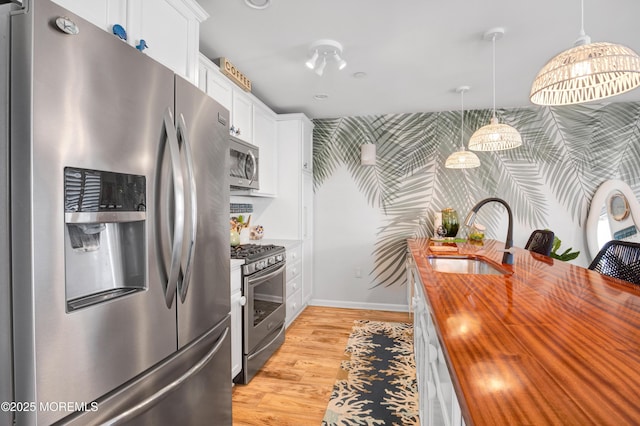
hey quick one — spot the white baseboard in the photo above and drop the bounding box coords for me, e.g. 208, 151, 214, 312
309, 298, 409, 313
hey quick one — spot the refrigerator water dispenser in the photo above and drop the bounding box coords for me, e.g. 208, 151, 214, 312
64, 167, 147, 311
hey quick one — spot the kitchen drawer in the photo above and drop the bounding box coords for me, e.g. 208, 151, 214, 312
286, 276, 301, 298
286, 288, 303, 325
286, 259, 301, 282
286, 244, 302, 264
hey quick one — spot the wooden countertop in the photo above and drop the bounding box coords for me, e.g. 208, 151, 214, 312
408, 238, 640, 426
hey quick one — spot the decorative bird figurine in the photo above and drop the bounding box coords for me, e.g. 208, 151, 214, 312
136, 40, 148, 52
112, 24, 127, 41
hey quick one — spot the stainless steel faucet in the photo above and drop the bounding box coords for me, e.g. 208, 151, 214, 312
464, 197, 514, 265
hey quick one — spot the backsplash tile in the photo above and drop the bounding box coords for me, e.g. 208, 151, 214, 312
230, 203, 253, 214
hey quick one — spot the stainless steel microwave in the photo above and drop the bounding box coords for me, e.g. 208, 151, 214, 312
229, 136, 259, 190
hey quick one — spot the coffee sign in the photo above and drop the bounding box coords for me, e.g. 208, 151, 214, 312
219, 57, 252, 92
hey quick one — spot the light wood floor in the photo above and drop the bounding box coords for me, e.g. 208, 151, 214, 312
232, 305, 411, 426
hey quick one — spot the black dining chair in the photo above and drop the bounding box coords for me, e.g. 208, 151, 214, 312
588, 240, 640, 286
524, 229, 555, 256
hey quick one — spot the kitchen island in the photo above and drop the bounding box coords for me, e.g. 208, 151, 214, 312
408, 238, 640, 426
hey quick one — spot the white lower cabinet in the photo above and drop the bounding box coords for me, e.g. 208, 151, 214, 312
285, 242, 303, 326
230, 264, 243, 380
408, 256, 465, 426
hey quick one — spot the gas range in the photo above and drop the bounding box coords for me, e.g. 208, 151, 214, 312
230, 244, 286, 275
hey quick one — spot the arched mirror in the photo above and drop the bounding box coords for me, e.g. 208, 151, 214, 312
586, 180, 640, 261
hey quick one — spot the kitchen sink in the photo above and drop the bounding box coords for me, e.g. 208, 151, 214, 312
427, 256, 508, 275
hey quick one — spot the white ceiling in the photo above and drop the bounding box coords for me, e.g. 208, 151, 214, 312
198, 0, 640, 119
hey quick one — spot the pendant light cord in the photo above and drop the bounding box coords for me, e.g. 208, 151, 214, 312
492, 33, 496, 120
460, 89, 465, 148
580, 0, 585, 38
575, 0, 590, 45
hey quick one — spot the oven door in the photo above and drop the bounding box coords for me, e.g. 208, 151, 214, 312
243, 262, 286, 354
229, 137, 259, 190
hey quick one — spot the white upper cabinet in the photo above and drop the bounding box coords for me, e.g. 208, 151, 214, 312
199, 54, 233, 112
50, 0, 126, 31
198, 55, 279, 197
130, 0, 208, 83
302, 122, 313, 174
198, 55, 256, 144
51, 0, 207, 85
252, 104, 278, 197
231, 90, 254, 144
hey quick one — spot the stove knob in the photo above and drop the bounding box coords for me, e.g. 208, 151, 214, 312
275, 254, 283, 262
268, 257, 275, 265
255, 261, 265, 270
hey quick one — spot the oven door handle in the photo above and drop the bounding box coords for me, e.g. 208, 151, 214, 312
247, 264, 285, 287
247, 325, 285, 361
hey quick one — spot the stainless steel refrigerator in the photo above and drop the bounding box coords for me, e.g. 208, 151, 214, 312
7, 1, 232, 424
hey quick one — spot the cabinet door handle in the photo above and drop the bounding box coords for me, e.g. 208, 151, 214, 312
428, 344, 438, 363
427, 381, 437, 400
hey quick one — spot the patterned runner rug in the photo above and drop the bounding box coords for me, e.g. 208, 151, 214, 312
322, 320, 419, 425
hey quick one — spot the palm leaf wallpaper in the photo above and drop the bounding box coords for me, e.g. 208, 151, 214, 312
312, 102, 640, 289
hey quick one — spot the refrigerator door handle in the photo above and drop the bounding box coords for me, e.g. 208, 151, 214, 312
176, 114, 197, 303
101, 326, 230, 426
160, 108, 185, 309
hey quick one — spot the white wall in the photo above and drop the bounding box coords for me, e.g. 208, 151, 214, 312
309, 103, 640, 311
313, 166, 407, 310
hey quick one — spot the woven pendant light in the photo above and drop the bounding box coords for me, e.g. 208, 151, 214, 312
445, 86, 480, 169
530, 0, 640, 106
468, 28, 522, 152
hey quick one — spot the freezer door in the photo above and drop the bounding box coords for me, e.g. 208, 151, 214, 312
0, 5, 12, 425
174, 75, 231, 348
11, 2, 177, 424
57, 316, 232, 426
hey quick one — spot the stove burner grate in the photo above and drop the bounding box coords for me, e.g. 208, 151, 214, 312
230, 244, 282, 261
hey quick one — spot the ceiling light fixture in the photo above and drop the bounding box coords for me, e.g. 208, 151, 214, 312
305, 39, 347, 76
446, 86, 481, 169
244, 0, 271, 10
468, 28, 522, 152
305, 50, 319, 70
314, 56, 327, 76
530, 0, 640, 105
